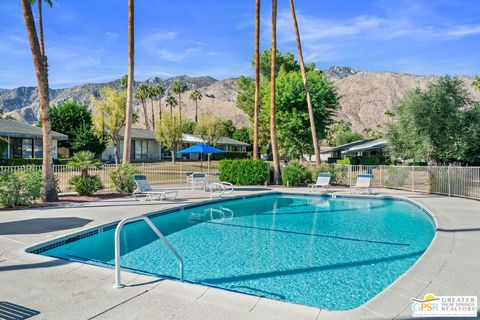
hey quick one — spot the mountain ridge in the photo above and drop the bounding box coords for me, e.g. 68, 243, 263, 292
1, 67, 478, 134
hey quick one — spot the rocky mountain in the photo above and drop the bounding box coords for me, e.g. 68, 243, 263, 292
1, 67, 479, 135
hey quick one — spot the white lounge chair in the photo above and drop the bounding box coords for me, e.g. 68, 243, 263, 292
187, 172, 208, 190
308, 173, 331, 192
351, 174, 372, 194
133, 175, 178, 201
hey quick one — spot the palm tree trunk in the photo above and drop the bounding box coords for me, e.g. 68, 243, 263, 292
195, 100, 198, 123
37, 0, 45, 56
253, 0, 260, 160
122, 0, 134, 164
289, 0, 320, 166
270, 0, 280, 185
158, 97, 162, 121
142, 100, 150, 130
150, 99, 155, 130
21, 0, 58, 202
178, 93, 182, 117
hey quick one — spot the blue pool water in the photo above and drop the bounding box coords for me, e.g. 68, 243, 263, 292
40, 193, 435, 310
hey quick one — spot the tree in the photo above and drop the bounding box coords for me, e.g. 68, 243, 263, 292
155, 115, 185, 164
21, 0, 58, 202
194, 116, 229, 146
91, 88, 128, 164
289, 0, 320, 165
165, 95, 177, 116
326, 121, 363, 146
120, 74, 128, 90
135, 84, 151, 130
473, 76, 480, 91
172, 80, 187, 117
153, 84, 165, 121
387, 76, 477, 165
270, 0, 281, 184
232, 127, 252, 144
253, 0, 260, 160
220, 119, 236, 138
67, 151, 102, 177
189, 89, 202, 123
122, 0, 135, 163
262, 70, 339, 160
38, 100, 104, 154
147, 86, 156, 130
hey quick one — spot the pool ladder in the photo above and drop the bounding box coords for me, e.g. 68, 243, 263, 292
113, 215, 184, 288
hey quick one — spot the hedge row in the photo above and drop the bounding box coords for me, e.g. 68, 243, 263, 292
210, 152, 250, 161
2, 158, 70, 166
218, 159, 269, 185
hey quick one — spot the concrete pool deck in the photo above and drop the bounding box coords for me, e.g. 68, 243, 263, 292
0, 187, 479, 320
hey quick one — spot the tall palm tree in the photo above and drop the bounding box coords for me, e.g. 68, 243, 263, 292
172, 80, 187, 117
288, 0, 320, 166
147, 86, 156, 130
154, 84, 165, 121
165, 95, 178, 117
189, 89, 202, 123
120, 74, 128, 90
135, 84, 151, 130
270, 0, 280, 185
253, 0, 261, 160
122, 0, 135, 163
21, 0, 58, 201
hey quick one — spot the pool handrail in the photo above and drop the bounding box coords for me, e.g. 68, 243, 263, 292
114, 215, 184, 288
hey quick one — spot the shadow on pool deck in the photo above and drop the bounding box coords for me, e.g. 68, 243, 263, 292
198, 250, 425, 284
0, 259, 70, 272
0, 301, 40, 319
0, 217, 92, 235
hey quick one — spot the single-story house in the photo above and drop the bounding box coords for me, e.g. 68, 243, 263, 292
0, 119, 68, 159
320, 139, 387, 161
101, 128, 250, 162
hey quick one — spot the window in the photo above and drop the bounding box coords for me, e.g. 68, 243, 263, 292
133, 139, 149, 160
10, 138, 22, 158
22, 138, 33, 158
34, 139, 43, 158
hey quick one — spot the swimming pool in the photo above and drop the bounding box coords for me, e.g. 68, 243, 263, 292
35, 193, 435, 310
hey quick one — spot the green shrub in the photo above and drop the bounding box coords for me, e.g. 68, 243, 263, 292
336, 156, 359, 165
384, 166, 409, 188
219, 159, 269, 185
69, 175, 103, 196
0, 167, 44, 207
0, 138, 8, 158
5, 158, 69, 166
282, 161, 310, 186
311, 163, 339, 184
358, 155, 390, 165
110, 164, 141, 193
210, 152, 250, 160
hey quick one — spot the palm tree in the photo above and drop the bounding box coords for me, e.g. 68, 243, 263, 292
165, 95, 178, 117
289, 0, 320, 166
154, 84, 165, 121
270, 0, 280, 185
120, 74, 128, 90
147, 86, 156, 130
68, 151, 102, 177
189, 89, 202, 123
172, 80, 187, 117
135, 84, 151, 130
122, 0, 135, 163
21, 0, 58, 201
253, 0, 260, 160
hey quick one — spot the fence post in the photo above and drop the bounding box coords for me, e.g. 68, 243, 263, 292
348, 165, 352, 187
447, 166, 451, 197
412, 166, 415, 192
379, 165, 383, 188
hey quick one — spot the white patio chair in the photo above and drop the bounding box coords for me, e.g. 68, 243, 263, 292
133, 175, 178, 201
351, 174, 372, 194
308, 173, 331, 192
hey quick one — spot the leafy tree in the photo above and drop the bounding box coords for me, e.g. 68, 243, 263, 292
194, 115, 229, 146
220, 119, 236, 138
189, 89, 202, 123
183, 120, 197, 134
155, 114, 186, 163
165, 95, 177, 116
387, 76, 478, 165
232, 127, 252, 144
38, 100, 104, 154
261, 69, 339, 160
258, 49, 313, 77
325, 120, 364, 146
135, 84, 151, 130
172, 80, 187, 117
91, 88, 128, 164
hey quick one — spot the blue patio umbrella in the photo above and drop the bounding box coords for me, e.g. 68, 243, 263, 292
178, 143, 225, 172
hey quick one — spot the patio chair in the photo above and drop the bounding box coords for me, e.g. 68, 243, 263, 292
308, 173, 331, 192
188, 172, 208, 190
351, 174, 372, 194
133, 175, 178, 201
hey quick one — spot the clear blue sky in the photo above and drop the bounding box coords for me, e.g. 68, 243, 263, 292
1, 0, 479, 88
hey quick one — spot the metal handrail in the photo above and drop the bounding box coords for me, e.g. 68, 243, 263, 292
114, 215, 184, 288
